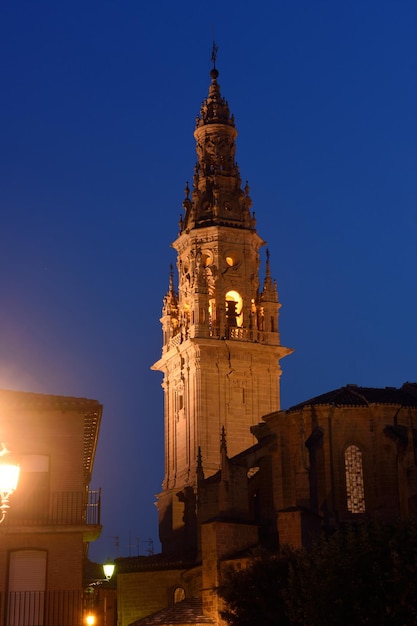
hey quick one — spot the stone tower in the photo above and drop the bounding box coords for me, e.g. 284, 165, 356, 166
152, 65, 292, 555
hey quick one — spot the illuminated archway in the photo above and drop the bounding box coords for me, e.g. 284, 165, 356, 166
225, 290, 243, 327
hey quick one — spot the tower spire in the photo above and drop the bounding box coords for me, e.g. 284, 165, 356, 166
180, 65, 254, 232
261, 249, 278, 303
153, 60, 293, 556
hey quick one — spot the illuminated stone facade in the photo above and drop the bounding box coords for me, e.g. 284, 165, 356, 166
152, 66, 291, 556
116, 64, 417, 626
266, 383, 417, 547
118, 383, 417, 625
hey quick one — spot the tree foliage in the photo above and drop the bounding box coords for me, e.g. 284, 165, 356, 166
219, 549, 291, 626
218, 520, 417, 626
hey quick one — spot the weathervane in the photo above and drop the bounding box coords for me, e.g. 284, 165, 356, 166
211, 40, 219, 69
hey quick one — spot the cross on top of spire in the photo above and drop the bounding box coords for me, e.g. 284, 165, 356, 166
196, 49, 233, 129
211, 41, 219, 70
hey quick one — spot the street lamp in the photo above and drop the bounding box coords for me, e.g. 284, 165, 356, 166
0, 460, 20, 523
102, 561, 115, 582
84, 560, 115, 625
86, 560, 115, 587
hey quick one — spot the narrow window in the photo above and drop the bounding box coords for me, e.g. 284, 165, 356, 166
8, 550, 47, 625
252, 490, 260, 523
345, 445, 365, 513
208, 298, 216, 335
178, 394, 184, 411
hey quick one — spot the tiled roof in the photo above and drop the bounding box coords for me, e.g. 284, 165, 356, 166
287, 383, 417, 412
129, 598, 214, 625
116, 553, 198, 574
0, 388, 101, 411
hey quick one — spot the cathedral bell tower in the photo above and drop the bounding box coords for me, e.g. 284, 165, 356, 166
152, 65, 292, 555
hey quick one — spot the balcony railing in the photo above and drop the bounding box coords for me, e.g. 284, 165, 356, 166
3, 587, 114, 626
5, 590, 83, 626
4, 490, 101, 527
166, 325, 280, 350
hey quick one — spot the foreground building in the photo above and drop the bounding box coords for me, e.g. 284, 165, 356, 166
116, 64, 417, 626
0, 388, 102, 626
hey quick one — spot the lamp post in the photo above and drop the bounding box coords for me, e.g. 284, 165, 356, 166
84, 561, 115, 626
0, 459, 20, 524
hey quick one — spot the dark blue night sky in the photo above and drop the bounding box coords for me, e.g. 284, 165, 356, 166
1, 1, 416, 562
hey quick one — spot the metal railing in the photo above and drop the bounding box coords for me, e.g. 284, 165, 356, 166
5, 490, 101, 527
5, 590, 83, 626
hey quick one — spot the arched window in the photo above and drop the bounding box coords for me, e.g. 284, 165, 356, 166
344, 445, 366, 513
173, 587, 185, 604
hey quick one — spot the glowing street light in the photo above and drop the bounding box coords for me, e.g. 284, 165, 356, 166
84, 560, 115, 626
103, 561, 115, 582
0, 460, 20, 523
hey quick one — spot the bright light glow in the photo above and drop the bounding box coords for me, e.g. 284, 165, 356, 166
0, 463, 20, 494
225, 250, 240, 267
86, 615, 95, 625
0, 462, 20, 523
103, 562, 115, 581
202, 251, 213, 266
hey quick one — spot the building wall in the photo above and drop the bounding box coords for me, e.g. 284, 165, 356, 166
160, 339, 282, 488
201, 520, 258, 625
117, 567, 202, 626
0, 390, 102, 626
265, 401, 417, 546
0, 533, 84, 591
